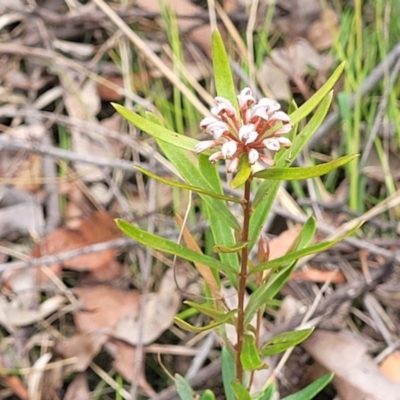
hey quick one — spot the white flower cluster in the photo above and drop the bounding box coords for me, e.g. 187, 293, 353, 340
195, 88, 292, 172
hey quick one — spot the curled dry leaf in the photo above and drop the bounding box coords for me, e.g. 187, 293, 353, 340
54, 332, 108, 373
303, 330, 400, 400
108, 338, 156, 397
64, 373, 91, 400
30, 211, 123, 281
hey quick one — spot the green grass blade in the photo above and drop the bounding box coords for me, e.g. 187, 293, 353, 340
175, 374, 195, 400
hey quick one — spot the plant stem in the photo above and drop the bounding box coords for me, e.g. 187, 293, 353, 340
236, 178, 252, 384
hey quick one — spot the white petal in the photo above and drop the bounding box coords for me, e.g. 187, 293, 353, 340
245, 130, 258, 145
221, 141, 238, 158
227, 157, 240, 173
239, 124, 256, 141
237, 87, 255, 109
274, 123, 293, 135
200, 116, 220, 129
207, 121, 228, 139
195, 140, 219, 154
276, 137, 292, 148
248, 149, 259, 164
209, 151, 223, 163
259, 153, 275, 167
270, 111, 290, 123
211, 97, 236, 117
263, 138, 280, 151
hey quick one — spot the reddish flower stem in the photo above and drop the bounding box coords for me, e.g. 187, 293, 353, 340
236, 178, 252, 384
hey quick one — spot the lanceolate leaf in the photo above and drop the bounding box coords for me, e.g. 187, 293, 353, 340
230, 154, 251, 188
135, 166, 241, 203
241, 334, 268, 371
250, 222, 362, 275
113, 104, 198, 152
212, 30, 237, 109
116, 219, 235, 274
221, 347, 236, 400
253, 155, 358, 181
213, 242, 248, 253
174, 309, 237, 333
184, 301, 232, 320
200, 390, 216, 400
231, 382, 252, 400
281, 373, 334, 400
289, 62, 345, 125
249, 92, 334, 251
260, 329, 314, 356
175, 374, 195, 400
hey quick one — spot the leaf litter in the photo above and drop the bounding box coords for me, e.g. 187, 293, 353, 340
0, 0, 399, 398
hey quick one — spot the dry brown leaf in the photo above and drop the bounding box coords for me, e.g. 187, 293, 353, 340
109, 338, 156, 397
303, 330, 400, 400
271, 39, 332, 79
74, 285, 140, 333
113, 269, 184, 345
64, 373, 91, 400
307, 8, 339, 51
54, 332, 108, 373
268, 225, 302, 261
30, 211, 123, 277
380, 351, 400, 383
257, 58, 291, 101
290, 268, 346, 284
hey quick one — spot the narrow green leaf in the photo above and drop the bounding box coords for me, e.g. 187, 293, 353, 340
175, 374, 195, 400
200, 390, 216, 400
231, 382, 252, 400
256, 383, 276, 400
113, 104, 198, 152
212, 30, 237, 108
213, 242, 248, 254
250, 222, 362, 275
135, 166, 241, 203
250, 92, 334, 251
241, 334, 268, 371
289, 62, 345, 125
116, 219, 235, 274
260, 329, 314, 356
281, 373, 334, 400
244, 262, 296, 327
253, 155, 358, 181
298, 217, 316, 250
222, 347, 236, 400
184, 301, 234, 320
174, 309, 237, 333
230, 154, 251, 188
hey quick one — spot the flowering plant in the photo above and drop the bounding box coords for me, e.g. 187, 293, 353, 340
114, 31, 357, 400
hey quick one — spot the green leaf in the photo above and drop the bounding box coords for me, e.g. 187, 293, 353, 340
281, 373, 334, 400
175, 374, 194, 400
298, 217, 316, 250
253, 155, 358, 181
113, 104, 198, 152
250, 222, 362, 275
135, 166, 241, 203
231, 382, 252, 400
212, 30, 237, 109
260, 329, 314, 356
256, 383, 276, 400
116, 219, 235, 274
250, 92, 334, 251
241, 334, 268, 371
174, 309, 237, 333
184, 301, 234, 320
230, 154, 252, 188
213, 242, 248, 254
200, 390, 216, 400
222, 347, 236, 400
244, 262, 296, 327
289, 62, 345, 125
